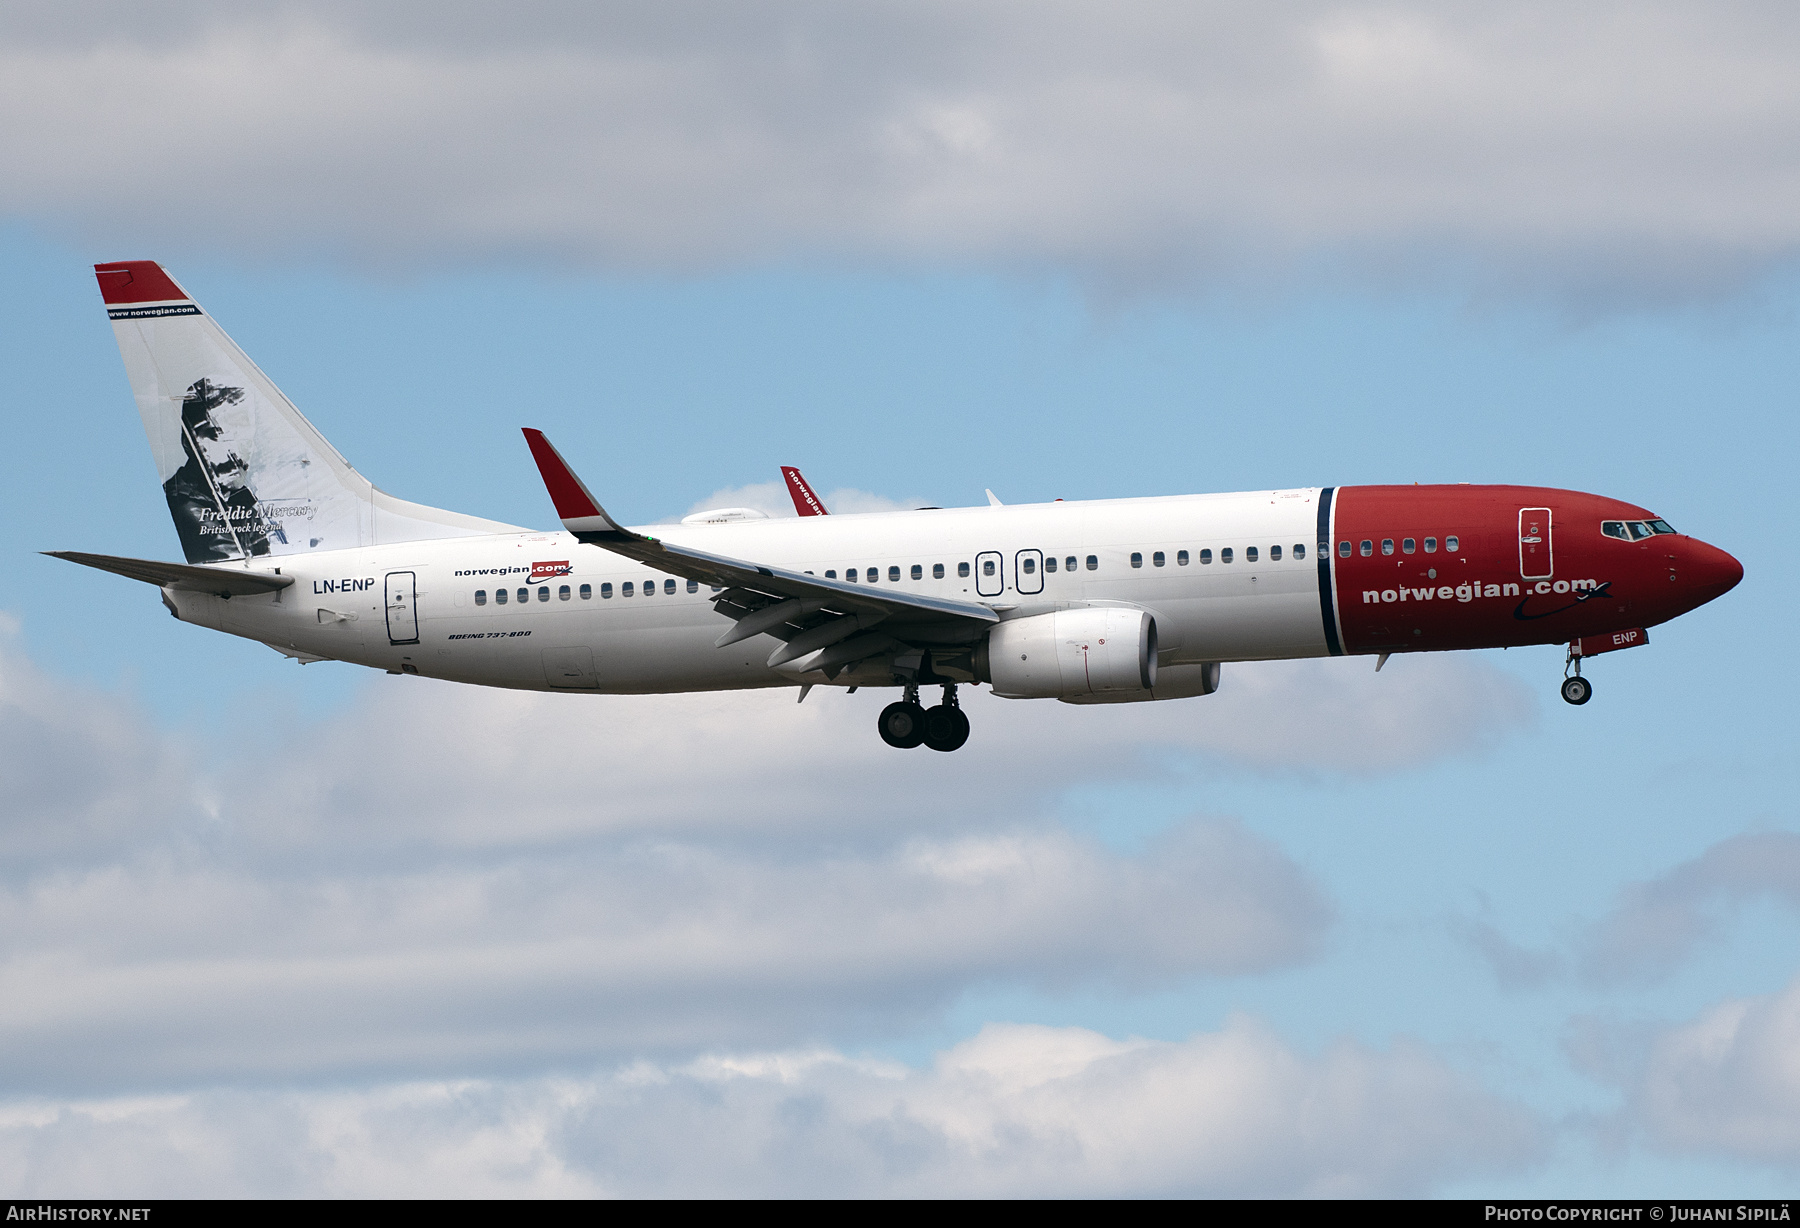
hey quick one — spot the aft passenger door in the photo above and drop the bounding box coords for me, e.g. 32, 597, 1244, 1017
975, 551, 1004, 597
385, 571, 419, 644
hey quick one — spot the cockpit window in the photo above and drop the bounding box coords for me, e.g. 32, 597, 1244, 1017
1648, 519, 1676, 534
1628, 521, 1654, 540
1602, 521, 1628, 540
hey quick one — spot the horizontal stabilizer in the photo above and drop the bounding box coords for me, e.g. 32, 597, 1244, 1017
44, 551, 294, 597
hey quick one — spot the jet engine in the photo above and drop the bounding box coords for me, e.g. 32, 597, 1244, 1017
976, 607, 1157, 699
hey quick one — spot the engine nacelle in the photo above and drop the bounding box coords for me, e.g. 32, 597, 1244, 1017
1061, 660, 1221, 704
978, 607, 1157, 699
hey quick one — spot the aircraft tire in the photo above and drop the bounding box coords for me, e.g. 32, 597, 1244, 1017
1560, 676, 1593, 706
921, 704, 970, 752
879, 701, 928, 748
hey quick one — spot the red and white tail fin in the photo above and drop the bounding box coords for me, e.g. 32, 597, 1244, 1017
781, 466, 829, 516
94, 261, 518, 564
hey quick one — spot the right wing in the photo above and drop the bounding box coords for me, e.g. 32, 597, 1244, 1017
522, 429, 997, 676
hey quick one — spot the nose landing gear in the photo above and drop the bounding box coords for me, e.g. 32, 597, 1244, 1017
1561, 647, 1593, 706
878, 684, 970, 751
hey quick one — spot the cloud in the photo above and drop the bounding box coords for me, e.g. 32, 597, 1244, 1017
0, 608, 1534, 1091
0, 629, 1439, 1092
0, 1017, 1545, 1196
1578, 831, 1800, 983
681, 481, 923, 520
3, 2, 1799, 296
1577, 975, 1800, 1166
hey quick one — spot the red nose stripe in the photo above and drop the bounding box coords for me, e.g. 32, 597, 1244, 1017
93, 261, 188, 305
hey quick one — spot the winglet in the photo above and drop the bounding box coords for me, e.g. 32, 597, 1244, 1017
985, 489, 1003, 507
781, 466, 829, 516
521, 428, 627, 535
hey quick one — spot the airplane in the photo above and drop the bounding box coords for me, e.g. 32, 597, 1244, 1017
51, 260, 1744, 753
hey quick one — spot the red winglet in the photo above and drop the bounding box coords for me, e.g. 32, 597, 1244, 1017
521, 428, 606, 522
93, 261, 189, 305
782, 466, 829, 516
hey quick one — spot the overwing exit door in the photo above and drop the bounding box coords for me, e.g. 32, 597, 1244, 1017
1015, 549, 1044, 594
1518, 508, 1553, 580
975, 551, 1004, 597
385, 571, 419, 644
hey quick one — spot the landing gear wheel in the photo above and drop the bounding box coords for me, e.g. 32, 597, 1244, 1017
921, 704, 971, 752
1560, 675, 1593, 706
879, 701, 927, 748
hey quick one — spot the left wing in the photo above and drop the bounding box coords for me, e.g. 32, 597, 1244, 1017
522, 429, 997, 676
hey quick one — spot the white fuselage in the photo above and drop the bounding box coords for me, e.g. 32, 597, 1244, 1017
168, 489, 1333, 693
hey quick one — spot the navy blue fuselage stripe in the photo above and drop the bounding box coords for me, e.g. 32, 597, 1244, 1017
1316, 487, 1343, 656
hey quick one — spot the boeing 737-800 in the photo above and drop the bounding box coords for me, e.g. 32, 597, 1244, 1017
52, 261, 1744, 752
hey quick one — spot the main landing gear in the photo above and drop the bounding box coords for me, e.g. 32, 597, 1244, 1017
879, 684, 971, 752
1561, 648, 1593, 706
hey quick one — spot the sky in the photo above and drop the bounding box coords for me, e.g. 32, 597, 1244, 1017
1, 0, 1798, 1197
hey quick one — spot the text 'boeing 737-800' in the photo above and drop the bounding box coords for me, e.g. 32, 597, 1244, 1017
52, 261, 1744, 752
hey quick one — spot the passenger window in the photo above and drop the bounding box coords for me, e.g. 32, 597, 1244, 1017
1222, 548, 1234, 564
622, 582, 634, 596
496, 588, 508, 604
643, 579, 654, 596
1402, 538, 1416, 554
1294, 543, 1305, 560
1245, 546, 1258, 563
933, 563, 945, 578
665, 579, 677, 594
983, 559, 996, 576
1130, 552, 1143, 568
888, 566, 900, 582
847, 568, 859, 582
516, 588, 528, 603
580, 584, 592, 599
538, 587, 550, 601
1044, 557, 1057, 573
1270, 545, 1282, 561
1381, 540, 1394, 556
1066, 556, 1078, 571
1200, 549, 1212, 564
826, 570, 837, 579
911, 564, 922, 580
687, 580, 698, 593
600, 583, 612, 598
1445, 536, 1460, 552
1360, 541, 1372, 557
1085, 555, 1098, 570
1023, 557, 1036, 574
1340, 541, 1352, 558
1152, 551, 1164, 567
475, 590, 487, 606
959, 562, 971, 577
1177, 550, 1189, 566
1424, 537, 1438, 552
559, 585, 570, 600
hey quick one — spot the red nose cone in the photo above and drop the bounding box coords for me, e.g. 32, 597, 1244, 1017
1686, 540, 1744, 605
